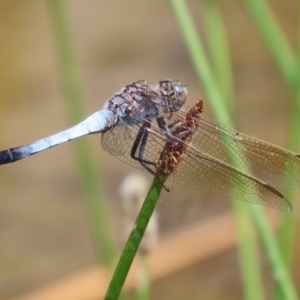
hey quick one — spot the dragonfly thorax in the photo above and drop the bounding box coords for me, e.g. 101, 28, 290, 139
102, 79, 187, 127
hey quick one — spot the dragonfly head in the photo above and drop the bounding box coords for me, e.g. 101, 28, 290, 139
157, 78, 188, 111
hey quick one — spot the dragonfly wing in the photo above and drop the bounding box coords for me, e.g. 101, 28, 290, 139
101, 121, 166, 174
101, 125, 137, 156
232, 132, 300, 188
188, 113, 300, 189
167, 146, 292, 211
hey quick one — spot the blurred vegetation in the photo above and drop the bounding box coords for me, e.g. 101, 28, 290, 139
48, 0, 116, 265
104, 0, 299, 299
0, 1, 299, 300
170, 1, 299, 300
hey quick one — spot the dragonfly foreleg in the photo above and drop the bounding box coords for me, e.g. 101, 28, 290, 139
130, 122, 170, 191
156, 116, 174, 140
130, 122, 157, 175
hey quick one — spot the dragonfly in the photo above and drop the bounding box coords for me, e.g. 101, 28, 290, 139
0, 78, 299, 211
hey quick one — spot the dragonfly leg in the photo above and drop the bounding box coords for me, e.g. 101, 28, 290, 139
156, 116, 170, 135
131, 122, 157, 175
130, 122, 170, 192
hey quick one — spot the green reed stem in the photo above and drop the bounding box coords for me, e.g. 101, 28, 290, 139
135, 256, 150, 300
170, 1, 263, 299
242, 0, 297, 90
202, 2, 264, 297
169, 0, 232, 126
202, 0, 235, 118
241, 1, 300, 299
104, 177, 164, 300
275, 6, 300, 274
48, 0, 115, 265
251, 206, 298, 300
170, 0, 298, 299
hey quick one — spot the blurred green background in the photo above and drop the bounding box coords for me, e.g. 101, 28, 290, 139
0, 1, 299, 299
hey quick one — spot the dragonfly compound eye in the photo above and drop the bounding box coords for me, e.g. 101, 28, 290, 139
171, 81, 188, 108
157, 78, 188, 110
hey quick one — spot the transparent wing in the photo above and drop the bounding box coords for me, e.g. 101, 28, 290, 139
100, 101, 298, 211
101, 91, 181, 172
101, 120, 167, 174
177, 111, 300, 189
168, 147, 292, 211
101, 125, 137, 156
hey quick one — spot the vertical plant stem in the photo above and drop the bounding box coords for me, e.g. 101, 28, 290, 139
241, 1, 300, 299
202, 0, 235, 117
242, 0, 297, 89
231, 202, 265, 300
135, 256, 150, 300
170, 1, 298, 299
169, 0, 232, 126
170, 1, 264, 299
251, 206, 298, 300
276, 7, 300, 268
104, 177, 164, 300
202, 1, 264, 298
273, 8, 300, 300
48, 0, 115, 264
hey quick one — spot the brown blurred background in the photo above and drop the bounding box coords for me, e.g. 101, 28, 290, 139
0, 1, 299, 299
